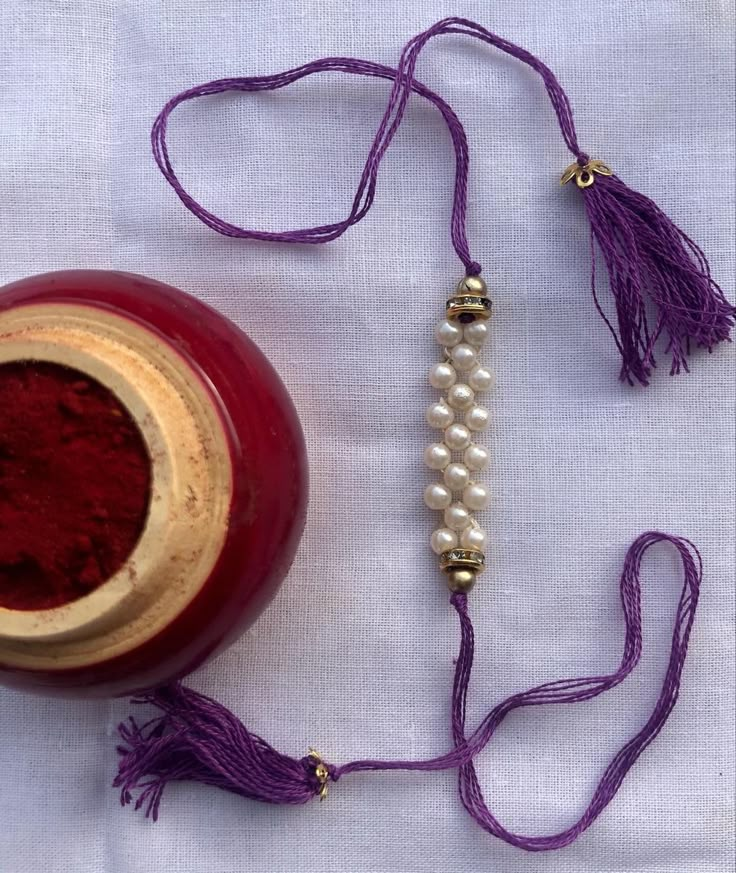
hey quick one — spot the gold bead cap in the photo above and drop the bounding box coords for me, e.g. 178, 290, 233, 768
560, 158, 612, 189
447, 275, 492, 324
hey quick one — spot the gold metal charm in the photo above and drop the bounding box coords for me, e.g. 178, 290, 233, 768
307, 748, 330, 801
560, 158, 613, 189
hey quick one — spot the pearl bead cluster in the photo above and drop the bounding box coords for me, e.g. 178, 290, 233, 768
424, 296, 493, 581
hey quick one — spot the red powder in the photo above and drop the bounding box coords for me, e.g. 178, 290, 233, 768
0, 361, 151, 610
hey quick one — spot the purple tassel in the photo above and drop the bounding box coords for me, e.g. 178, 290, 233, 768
572, 156, 734, 385
115, 683, 323, 820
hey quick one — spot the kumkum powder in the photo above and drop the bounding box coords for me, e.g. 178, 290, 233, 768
0, 361, 151, 610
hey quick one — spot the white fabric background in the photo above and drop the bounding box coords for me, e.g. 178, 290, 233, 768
0, 2, 733, 872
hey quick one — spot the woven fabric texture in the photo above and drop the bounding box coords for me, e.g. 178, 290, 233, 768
0, 2, 733, 872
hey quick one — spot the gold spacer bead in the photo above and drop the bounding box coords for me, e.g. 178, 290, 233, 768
439, 548, 485, 574
446, 294, 492, 324
455, 275, 487, 296
448, 274, 492, 324
446, 568, 477, 593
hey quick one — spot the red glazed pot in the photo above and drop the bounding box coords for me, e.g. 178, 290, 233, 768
0, 270, 308, 697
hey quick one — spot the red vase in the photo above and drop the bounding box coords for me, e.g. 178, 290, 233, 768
0, 270, 308, 697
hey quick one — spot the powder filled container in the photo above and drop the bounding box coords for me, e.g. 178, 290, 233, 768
0, 270, 308, 697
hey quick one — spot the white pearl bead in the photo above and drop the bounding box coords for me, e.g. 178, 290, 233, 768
450, 343, 478, 371
431, 528, 458, 555
463, 483, 489, 511
464, 321, 489, 346
464, 444, 489, 471
435, 320, 462, 348
446, 383, 475, 411
460, 526, 486, 552
426, 402, 454, 429
444, 502, 472, 531
465, 405, 490, 432
424, 483, 452, 510
468, 366, 495, 392
443, 463, 470, 491
424, 443, 451, 471
428, 362, 457, 390
444, 423, 471, 451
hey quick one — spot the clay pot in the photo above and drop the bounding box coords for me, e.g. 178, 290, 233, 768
0, 270, 307, 696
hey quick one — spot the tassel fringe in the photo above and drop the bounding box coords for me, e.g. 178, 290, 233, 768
114, 683, 323, 821
578, 164, 734, 386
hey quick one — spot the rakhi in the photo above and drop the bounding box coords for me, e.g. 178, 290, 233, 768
30, 17, 736, 851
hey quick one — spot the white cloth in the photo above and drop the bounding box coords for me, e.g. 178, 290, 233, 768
0, 3, 734, 872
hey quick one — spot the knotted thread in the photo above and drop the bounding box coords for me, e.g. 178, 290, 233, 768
117, 532, 702, 852
151, 16, 733, 383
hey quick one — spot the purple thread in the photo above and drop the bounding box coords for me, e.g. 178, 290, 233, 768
331, 532, 702, 850
151, 58, 478, 273
152, 17, 586, 275
116, 532, 701, 850
152, 16, 733, 384
582, 174, 734, 385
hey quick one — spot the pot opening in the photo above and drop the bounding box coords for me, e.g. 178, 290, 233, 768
0, 360, 151, 610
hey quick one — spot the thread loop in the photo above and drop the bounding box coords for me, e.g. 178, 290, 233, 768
152, 17, 732, 384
